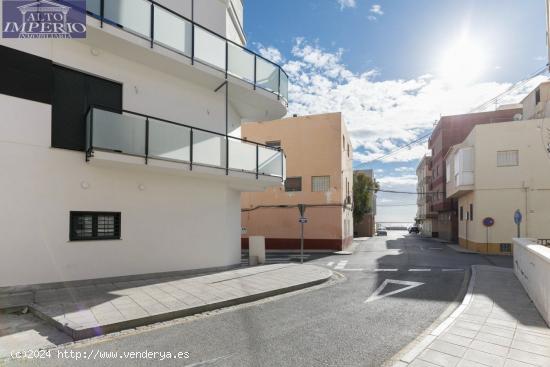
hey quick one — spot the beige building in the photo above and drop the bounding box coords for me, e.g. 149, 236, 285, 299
416, 154, 436, 236
241, 113, 354, 251
446, 83, 550, 254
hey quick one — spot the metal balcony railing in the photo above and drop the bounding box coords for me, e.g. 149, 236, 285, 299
85, 106, 285, 180
82, 0, 289, 104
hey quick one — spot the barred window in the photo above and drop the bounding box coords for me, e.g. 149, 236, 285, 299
285, 177, 302, 192
70, 212, 121, 241
497, 150, 519, 167
312, 176, 330, 192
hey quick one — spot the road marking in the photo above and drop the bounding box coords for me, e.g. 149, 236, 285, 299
365, 279, 425, 303
334, 260, 348, 270
409, 269, 431, 272
327, 261, 334, 267
442, 269, 464, 272
340, 268, 364, 271
375, 269, 398, 272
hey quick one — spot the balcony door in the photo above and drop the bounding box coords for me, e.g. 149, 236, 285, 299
52, 66, 122, 151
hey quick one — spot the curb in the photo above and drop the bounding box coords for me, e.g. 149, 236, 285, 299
30, 268, 333, 341
387, 265, 476, 366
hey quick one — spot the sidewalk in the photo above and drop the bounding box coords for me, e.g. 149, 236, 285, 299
394, 265, 550, 367
1, 264, 331, 343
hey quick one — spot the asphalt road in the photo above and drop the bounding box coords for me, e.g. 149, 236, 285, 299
8, 232, 512, 367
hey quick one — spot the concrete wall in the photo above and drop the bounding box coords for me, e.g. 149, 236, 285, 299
513, 238, 550, 326
241, 113, 353, 250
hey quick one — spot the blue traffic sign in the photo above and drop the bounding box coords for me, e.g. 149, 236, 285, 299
514, 209, 522, 225
483, 217, 495, 227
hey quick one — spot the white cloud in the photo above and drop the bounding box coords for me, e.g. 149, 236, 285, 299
256, 44, 283, 64
275, 39, 548, 165
395, 166, 416, 172
337, 0, 356, 10
377, 174, 418, 187
368, 4, 383, 21
370, 4, 384, 15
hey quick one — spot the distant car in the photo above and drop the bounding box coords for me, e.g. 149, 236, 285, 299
409, 226, 420, 234
376, 227, 388, 236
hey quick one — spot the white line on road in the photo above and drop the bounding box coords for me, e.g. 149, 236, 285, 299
442, 269, 465, 272
340, 268, 364, 271
334, 260, 348, 270
327, 261, 334, 267
365, 279, 425, 303
409, 269, 431, 272
375, 269, 398, 272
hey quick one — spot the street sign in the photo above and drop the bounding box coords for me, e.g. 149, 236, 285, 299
298, 217, 308, 224
514, 209, 522, 225
482, 217, 495, 227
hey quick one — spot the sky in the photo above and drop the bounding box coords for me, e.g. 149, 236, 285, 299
244, 0, 549, 223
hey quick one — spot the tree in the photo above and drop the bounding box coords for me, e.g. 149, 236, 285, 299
353, 173, 379, 224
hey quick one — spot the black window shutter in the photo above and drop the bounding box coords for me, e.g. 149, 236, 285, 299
52, 66, 122, 151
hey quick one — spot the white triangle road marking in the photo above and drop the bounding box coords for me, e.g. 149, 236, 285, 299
364, 279, 425, 303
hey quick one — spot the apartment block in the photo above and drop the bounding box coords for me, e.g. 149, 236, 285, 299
0, 0, 288, 287
416, 154, 436, 236
446, 83, 550, 253
241, 113, 354, 251
428, 107, 522, 241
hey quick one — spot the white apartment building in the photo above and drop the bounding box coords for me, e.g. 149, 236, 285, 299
445, 83, 550, 254
0, 0, 288, 288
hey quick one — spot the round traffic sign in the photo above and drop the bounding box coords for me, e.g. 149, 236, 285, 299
514, 209, 522, 225
482, 217, 495, 227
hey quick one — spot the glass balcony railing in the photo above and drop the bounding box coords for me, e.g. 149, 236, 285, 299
84, 0, 289, 104
85, 107, 285, 180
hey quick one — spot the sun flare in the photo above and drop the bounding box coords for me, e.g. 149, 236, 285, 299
439, 37, 486, 86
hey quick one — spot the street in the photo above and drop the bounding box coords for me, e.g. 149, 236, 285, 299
8, 232, 512, 367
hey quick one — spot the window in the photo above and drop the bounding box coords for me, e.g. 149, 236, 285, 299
70, 212, 121, 241
312, 176, 330, 192
265, 140, 281, 149
460, 206, 463, 221
285, 177, 302, 192
470, 203, 473, 221
535, 88, 541, 105
497, 150, 519, 167
347, 143, 350, 158
446, 162, 451, 183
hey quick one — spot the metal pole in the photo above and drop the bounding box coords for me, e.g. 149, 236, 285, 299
486, 227, 489, 254
150, 3, 154, 48
300, 221, 304, 264
225, 81, 229, 176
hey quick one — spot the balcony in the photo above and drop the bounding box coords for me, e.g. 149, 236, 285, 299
85, 107, 285, 190
447, 147, 474, 199
84, 0, 288, 101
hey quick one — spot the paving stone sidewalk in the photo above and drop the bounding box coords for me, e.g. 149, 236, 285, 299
1, 264, 331, 344
395, 265, 550, 367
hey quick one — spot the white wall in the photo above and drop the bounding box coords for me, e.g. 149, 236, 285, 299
513, 238, 550, 325
0, 94, 242, 287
